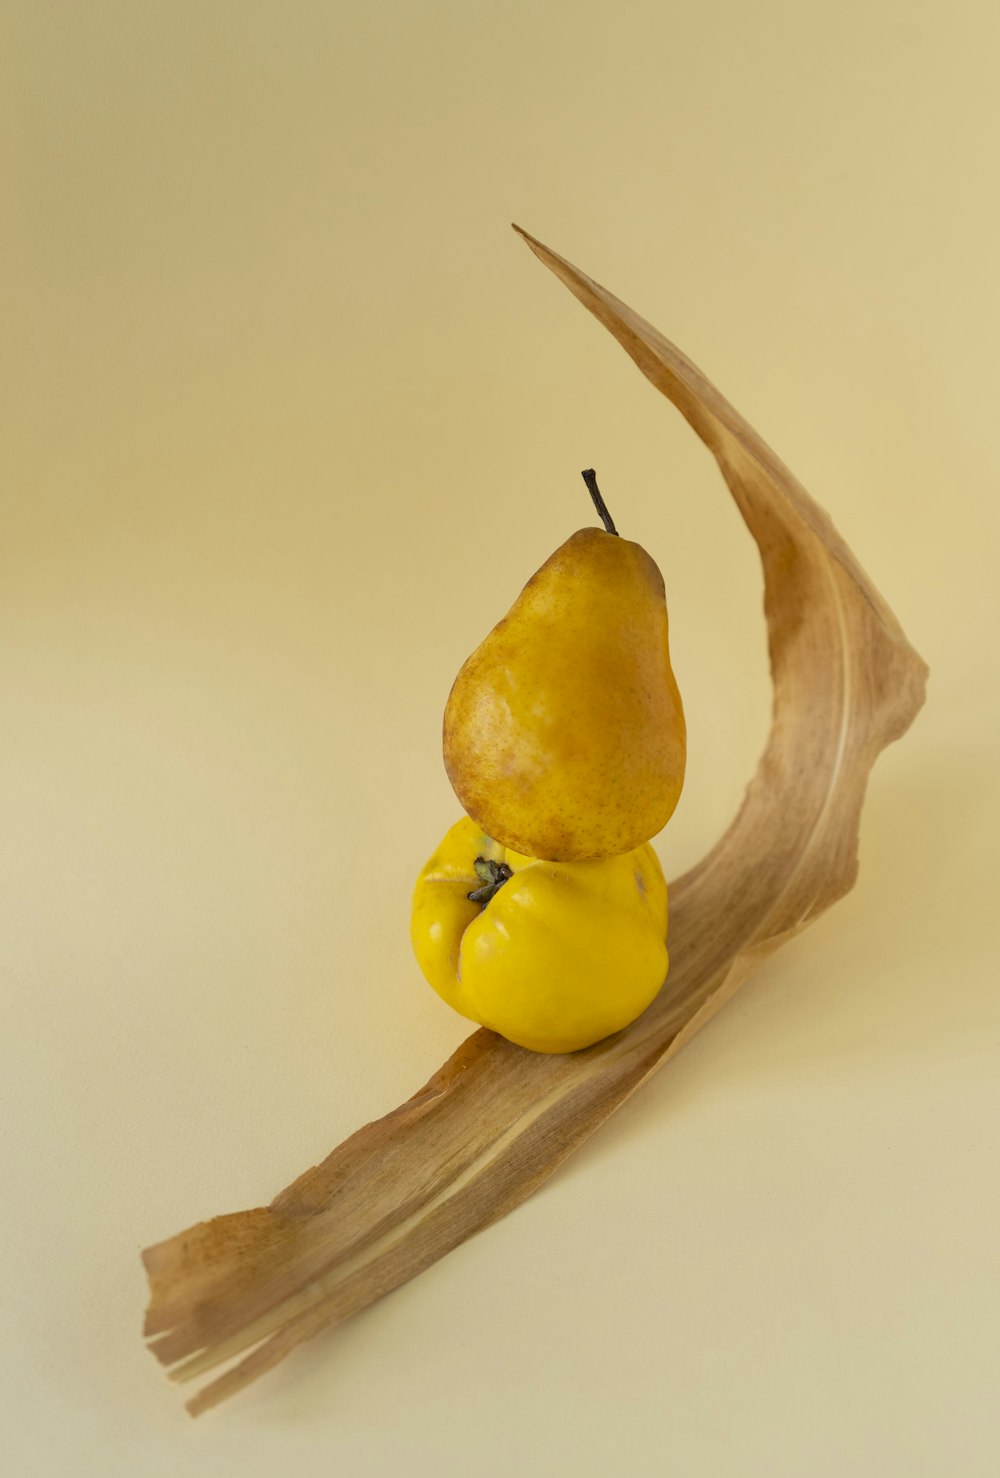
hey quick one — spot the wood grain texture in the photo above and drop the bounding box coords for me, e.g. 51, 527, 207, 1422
142, 230, 928, 1414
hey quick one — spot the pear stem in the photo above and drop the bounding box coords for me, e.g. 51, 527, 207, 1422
581, 469, 619, 536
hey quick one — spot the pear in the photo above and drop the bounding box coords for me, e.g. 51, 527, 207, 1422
443, 472, 685, 861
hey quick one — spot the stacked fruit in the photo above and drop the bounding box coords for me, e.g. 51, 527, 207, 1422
411, 472, 686, 1052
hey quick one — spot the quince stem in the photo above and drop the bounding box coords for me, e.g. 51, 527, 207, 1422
468, 857, 513, 908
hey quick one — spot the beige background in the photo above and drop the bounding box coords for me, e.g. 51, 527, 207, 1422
3, 2, 999, 1473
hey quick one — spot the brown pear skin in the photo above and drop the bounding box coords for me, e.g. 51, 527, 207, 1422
443, 526, 686, 861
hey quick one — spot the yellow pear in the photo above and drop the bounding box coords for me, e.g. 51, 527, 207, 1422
443, 472, 685, 861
